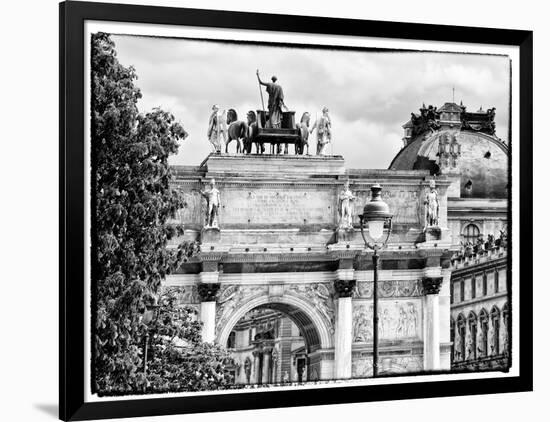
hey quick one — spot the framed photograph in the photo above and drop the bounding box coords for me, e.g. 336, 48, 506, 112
59, 1, 533, 420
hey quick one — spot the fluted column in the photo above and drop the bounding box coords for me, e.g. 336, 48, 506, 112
422, 277, 443, 370
334, 279, 356, 379
197, 283, 221, 343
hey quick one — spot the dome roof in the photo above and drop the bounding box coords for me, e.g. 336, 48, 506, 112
389, 129, 509, 199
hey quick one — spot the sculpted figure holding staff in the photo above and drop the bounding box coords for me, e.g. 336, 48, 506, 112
256, 70, 288, 129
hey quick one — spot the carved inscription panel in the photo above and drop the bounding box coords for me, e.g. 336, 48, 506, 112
353, 187, 423, 225
220, 187, 334, 225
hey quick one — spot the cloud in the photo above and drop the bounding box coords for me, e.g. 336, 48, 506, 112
111, 35, 510, 168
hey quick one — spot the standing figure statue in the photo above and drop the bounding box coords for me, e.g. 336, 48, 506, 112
256, 70, 287, 129
311, 107, 332, 155
338, 180, 356, 229
206, 105, 226, 153
200, 178, 221, 228
424, 179, 440, 229
296, 112, 310, 155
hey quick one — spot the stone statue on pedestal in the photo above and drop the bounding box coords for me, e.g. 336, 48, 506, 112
207, 104, 226, 153
311, 107, 332, 155
338, 180, 356, 230
256, 70, 287, 129
200, 178, 221, 228
424, 179, 440, 229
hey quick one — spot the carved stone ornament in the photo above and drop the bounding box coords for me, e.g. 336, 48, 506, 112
334, 279, 357, 298
354, 280, 423, 298
422, 277, 443, 295
197, 282, 221, 302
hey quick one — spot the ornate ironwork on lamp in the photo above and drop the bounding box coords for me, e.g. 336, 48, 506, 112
358, 184, 393, 378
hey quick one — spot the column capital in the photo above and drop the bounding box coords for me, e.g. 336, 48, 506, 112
422, 277, 443, 295
334, 279, 357, 298
197, 282, 221, 302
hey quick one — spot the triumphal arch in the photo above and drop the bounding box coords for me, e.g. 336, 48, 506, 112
163, 154, 453, 383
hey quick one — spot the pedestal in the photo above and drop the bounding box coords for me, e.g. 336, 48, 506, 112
201, 227, 221, 243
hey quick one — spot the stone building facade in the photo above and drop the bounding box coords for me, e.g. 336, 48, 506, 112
163, 154, 453, 383
390, 101, 511, 372
450, 246, 509, 371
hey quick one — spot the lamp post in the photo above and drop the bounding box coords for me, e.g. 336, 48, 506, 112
358, 184, 393, 378
142, 298, 160, 393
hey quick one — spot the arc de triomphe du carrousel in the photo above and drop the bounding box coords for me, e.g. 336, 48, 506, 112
162, 149, 453, 383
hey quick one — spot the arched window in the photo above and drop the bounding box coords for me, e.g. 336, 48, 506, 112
491, 306, 501, 355
471, 277, 476, 299
463, 223, 480, 244
479, 309, 489, 357
482, 273, 488, 296
468, 312, 478, 360
227, 331, 236, 349
456, 314, 466, 361
494, 269, 500, 293
460, 279, 465, 302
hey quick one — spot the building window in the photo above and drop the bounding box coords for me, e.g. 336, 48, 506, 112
471, 277, 476, 299
491, 306, 501, 355
463, 223, 480, 244
460, 279, 465, 302
468, 312, 477, 360
482, 273, 488, 296
450, 282, 454, 304
227, 331, 236, 349
479, 309, 489, 357
494, 270, 500, 293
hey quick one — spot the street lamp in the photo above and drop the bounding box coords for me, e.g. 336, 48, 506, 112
142, 298, 160, 393
358, 184, 393, 378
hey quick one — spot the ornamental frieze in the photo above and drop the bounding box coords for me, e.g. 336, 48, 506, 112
215, 284, 268, 332
354, 280, 424, 299
286, 283, 335, 333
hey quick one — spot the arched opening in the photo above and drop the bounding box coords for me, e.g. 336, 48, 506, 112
463, 223, 480, 245
218, 298, 329, 386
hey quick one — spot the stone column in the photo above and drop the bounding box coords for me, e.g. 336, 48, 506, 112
422, 277, 443, 370
262, 347, 272, 384
334, 279, 356, 379
253, 351, 261, 384
197, 283, 221, 343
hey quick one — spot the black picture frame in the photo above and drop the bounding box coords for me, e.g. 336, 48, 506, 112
59, 1, 533, 420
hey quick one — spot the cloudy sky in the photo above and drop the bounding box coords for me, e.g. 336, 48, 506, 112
112, 34, 510, 169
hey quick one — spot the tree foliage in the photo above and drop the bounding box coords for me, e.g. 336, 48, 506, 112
91, 32, 233, 395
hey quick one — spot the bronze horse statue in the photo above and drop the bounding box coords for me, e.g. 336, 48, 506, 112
225, 109, 247, 153
244, 110, 264, 154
